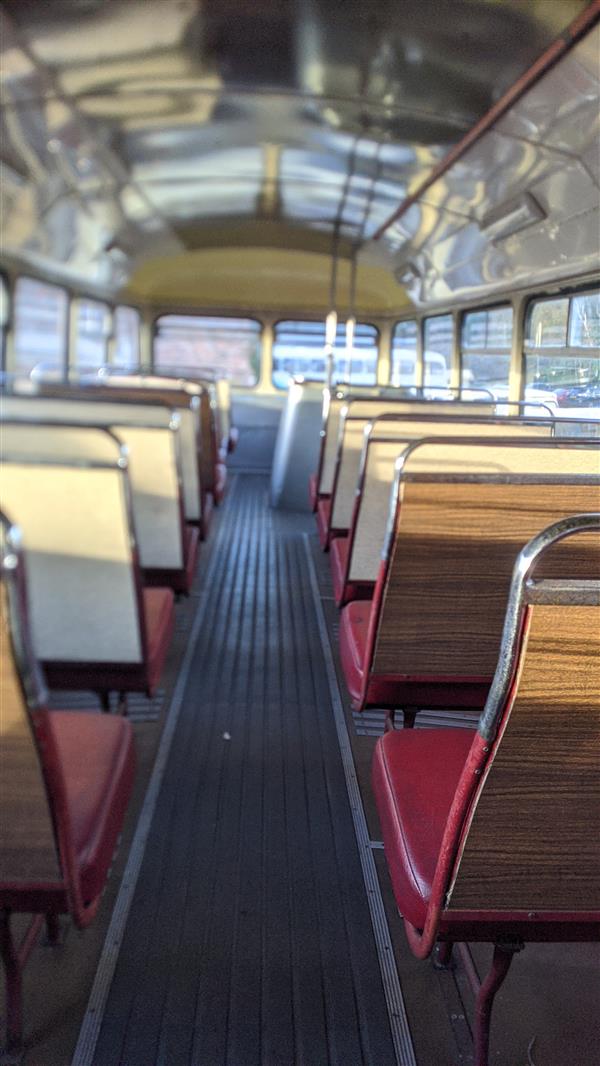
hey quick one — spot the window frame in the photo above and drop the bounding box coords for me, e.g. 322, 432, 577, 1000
523, 287, 600, 359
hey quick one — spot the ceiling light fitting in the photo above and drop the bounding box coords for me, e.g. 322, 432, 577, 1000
478, 192, 546, 242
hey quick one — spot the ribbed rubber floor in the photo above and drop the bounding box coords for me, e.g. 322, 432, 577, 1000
92, 475, 397, 1066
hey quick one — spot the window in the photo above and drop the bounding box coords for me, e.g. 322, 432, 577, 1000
390, 320, 418, 387
113, 306, 141, 368
154, 315, 261, 387
423, 314, 453, 391
524, 289, 600, 422
13, 277, 68, 376
0, 276, 8, 370
461, 305, 513, 400
272, 320, 378, 389
74, 299, 111, 368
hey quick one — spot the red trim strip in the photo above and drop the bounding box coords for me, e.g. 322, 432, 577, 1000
371, 0, 600, 242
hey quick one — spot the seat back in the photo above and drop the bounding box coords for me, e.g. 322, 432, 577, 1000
0, 517, 62, 889
330, 402, 495, 530
445, 518, 600, 917
2, 397, 185, 571
103, 374, 218, 494
38, 381, 203, 521
0, 425, 145, 665
349, 417, 552, 583
371, 440, 600, 684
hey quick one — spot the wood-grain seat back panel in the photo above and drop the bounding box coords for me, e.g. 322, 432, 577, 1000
448, 597, 600, 912
373, 481, 600, 678
331, 403, 497, 528
0, 584, 61, 885
349, 421, 553, 582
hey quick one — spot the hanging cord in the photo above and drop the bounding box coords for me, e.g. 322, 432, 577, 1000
346, 140, 383, 384
325, 131, 363, 386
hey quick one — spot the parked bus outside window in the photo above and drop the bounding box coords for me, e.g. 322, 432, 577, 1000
75, 299, 111, 369
390, 319, 418, 388
113, 306, 141, 368
423, 313, 453, 393
272, 320, 378, 389
524, 289, 600, 423
154, 315, 261, 386
461, 305, 512, 400
13, 277, 68, 377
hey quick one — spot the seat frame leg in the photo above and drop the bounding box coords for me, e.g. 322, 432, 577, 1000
403, 708, 417, 729
117, 692, 128, 716
45, 914, 61, 946
99, 692, 111, 713
473, 940, 523, 1066
0, 909, 44, 1054
433, 940, 454, 970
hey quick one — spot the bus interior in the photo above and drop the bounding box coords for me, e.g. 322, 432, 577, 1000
0, 2, 599, 1065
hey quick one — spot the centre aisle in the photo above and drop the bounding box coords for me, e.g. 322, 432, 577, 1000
90, 474, 398, 1066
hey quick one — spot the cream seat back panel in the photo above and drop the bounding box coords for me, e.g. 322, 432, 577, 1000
1, 394, 174, 429
320, 397, 345, 495
114, 426, 183, 569
402, 440, 600, 478
0, 465, 142, 663
0, 422, 123, 464
330, 402, 496, 528
1, 407, 184, 570
2, 392, 201, 523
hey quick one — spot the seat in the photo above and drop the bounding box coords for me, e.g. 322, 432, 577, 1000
308, 472, 318, 511
329, 535, 373, 606
371, 516, 600, 1066
143, 587, 176, 694
215, 461, 227, 504
339, 599, 371, 705
316, 497, 333, 549
372, 728, 474, 927
340, 438, 600, 722
0, 515, 136, 1053
143, 524, 200, 595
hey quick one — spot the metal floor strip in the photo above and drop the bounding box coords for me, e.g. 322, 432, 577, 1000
71, 479, 239, 1066
303, 533, 418, 1066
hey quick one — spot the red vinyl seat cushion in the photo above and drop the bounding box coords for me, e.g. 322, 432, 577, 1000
339, 599, 372, 706
143, 587, 175, 695
48, 711, 135, 905
316, 497, 332, 549
372, 728, 474, 928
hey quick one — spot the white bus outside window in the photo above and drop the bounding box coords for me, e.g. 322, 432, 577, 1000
390, 320, 418, 388
272, 320, 378, 389
423, 314, 453, 394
